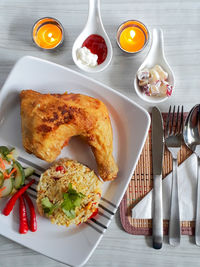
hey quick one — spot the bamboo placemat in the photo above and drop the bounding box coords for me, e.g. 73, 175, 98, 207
120, 113, 194, 235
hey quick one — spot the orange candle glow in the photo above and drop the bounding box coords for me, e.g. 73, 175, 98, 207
117, 20, 149, 54
33, 18, 64, 49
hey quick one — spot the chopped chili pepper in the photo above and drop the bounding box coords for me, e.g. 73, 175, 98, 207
89, 208, 98, 219
2, 179, 35, 216
19, 196, 28, 234
56, 166, 65, 172
23, 193, 37, 232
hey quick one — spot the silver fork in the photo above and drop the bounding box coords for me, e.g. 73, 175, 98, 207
165, 105, 184, 246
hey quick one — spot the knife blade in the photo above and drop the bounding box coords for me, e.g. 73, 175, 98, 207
152, 106, 164, 249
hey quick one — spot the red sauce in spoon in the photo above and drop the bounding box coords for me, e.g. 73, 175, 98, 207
82, 34, 107, 65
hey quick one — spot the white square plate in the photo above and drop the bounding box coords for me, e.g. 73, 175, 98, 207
0, 56, 150, 267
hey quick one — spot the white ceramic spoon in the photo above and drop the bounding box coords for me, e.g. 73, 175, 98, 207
72, 0, 113, 73
134, 28, 175, 103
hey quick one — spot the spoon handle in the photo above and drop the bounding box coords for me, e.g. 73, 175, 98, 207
169, 158, 181, 246
149, 28, 165, 60
87, 0, 102, 29
195, 156, 200, 245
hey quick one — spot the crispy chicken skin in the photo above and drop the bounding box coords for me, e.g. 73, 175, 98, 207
20, 90, 118, 181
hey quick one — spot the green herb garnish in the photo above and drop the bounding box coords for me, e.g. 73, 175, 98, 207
41, 197, 57, 215
0, 146, 10, 157
61, 183, 85, 219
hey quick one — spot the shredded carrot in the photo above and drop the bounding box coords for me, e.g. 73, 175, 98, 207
8, 168, 16, 177
0, 158, 5, 170
3, 168, 17, 179
0, 186, 6, 197
0, 186, 6, 192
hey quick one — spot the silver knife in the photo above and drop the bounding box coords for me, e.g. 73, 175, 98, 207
152, 107, 164, 249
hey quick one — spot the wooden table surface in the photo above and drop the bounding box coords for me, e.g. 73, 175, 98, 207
1, 0, 200, 266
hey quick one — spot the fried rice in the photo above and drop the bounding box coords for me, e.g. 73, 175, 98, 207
36, 158, 102, 227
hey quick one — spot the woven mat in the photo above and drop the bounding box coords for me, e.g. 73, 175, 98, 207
120, 113, 194, 235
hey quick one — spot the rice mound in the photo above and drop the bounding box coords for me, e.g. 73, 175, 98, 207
37, 158, 102, 227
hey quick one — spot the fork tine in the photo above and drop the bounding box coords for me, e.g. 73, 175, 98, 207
171, 106, 176, 135
174, 106, 180, 134
165, 105, 171, 137
179, 105, 184, 133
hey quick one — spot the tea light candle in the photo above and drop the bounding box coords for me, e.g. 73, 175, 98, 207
32, 17, 64, 50
117, 20, 149, 54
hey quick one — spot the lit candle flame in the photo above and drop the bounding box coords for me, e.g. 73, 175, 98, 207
48, 32, 55, 42
130, 30, 135, 39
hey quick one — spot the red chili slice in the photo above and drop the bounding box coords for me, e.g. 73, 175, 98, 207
89, 208, 99, 219
56, 166, 65, 172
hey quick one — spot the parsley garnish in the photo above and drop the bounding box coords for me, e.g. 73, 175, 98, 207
41, 197, 57, 215
61, 183, 85, 219
41, 184, 85, 219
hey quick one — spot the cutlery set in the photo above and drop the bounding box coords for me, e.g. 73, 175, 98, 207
152, 105, 200, 249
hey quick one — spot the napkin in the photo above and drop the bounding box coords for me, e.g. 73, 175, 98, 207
132, 154, 197, 221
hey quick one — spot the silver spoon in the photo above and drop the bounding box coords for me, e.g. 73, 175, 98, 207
183, 104, 200, 245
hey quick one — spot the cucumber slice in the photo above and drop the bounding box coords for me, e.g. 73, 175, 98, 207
0, 171, 4, 187
24, 167, 34, 178
10, 148, 18, 160
13, 161, 25, 189
1, 178, 13, 197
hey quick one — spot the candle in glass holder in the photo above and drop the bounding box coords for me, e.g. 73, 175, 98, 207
32, 17, 64, 50
117, 20, 149, 54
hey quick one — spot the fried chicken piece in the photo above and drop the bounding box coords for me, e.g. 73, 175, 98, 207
20, 90, 118, 181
